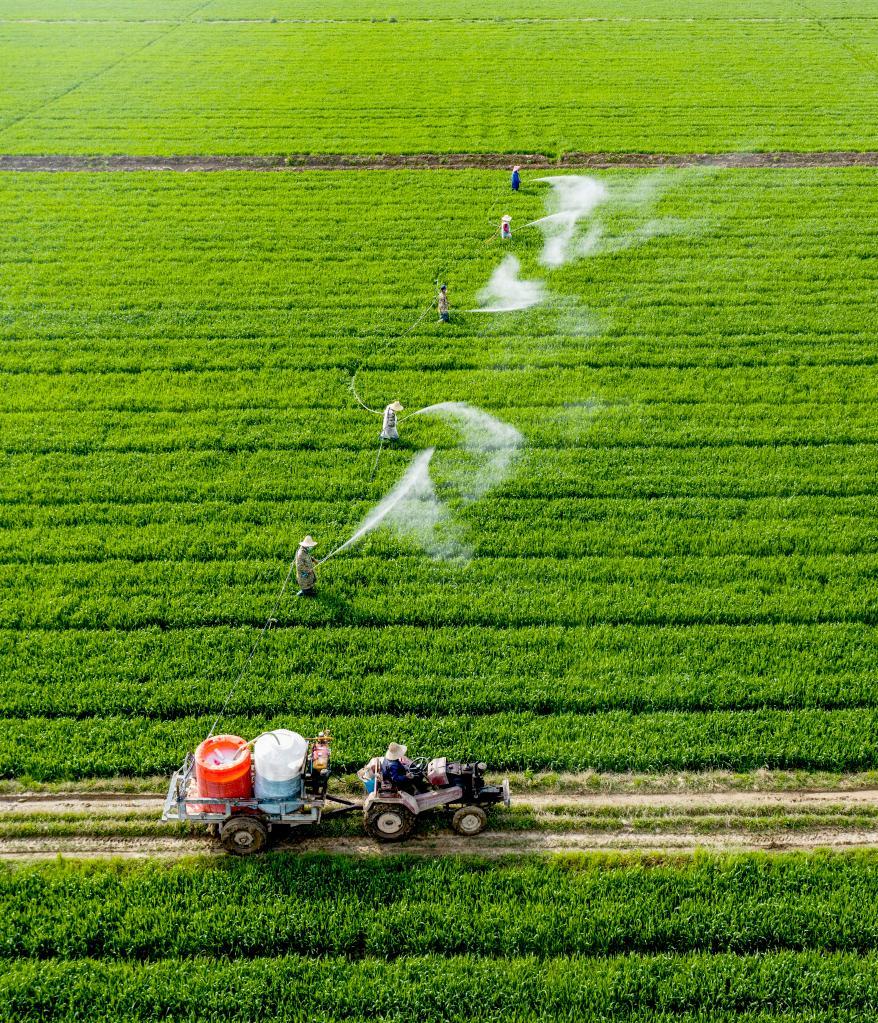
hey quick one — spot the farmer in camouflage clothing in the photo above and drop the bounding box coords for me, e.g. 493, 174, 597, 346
295, 535, 319, 597
437, 284, 450, 323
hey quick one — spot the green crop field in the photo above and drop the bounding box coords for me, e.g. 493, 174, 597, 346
1, 167, 877, 779
2, 0, 878, 153
4, 2, 878, 1019
4, 852, 878, 1020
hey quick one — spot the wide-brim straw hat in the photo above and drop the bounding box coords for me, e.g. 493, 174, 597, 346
300, 535, 318, 548
502, 214, 512, 222
385, 742, 407, 761
512, 165, 521, 172
388, 401, 404, 412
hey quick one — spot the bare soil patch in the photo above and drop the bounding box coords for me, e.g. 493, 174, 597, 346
3, 152, 878, 172
3, 826, 877, 862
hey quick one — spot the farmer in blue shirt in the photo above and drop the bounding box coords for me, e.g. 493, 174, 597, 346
511, 165, 521, 191
381, 743, 429, 794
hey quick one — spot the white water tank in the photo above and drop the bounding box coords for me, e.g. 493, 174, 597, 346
253, 729, 309, 805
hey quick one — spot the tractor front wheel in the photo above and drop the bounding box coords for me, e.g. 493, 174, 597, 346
451, 805, 487, 836
220, 815, 269, 855
365, 804, 416, 842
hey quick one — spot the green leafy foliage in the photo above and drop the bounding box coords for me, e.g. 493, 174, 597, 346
1, 168, 878, 777
1, 2, 877, 153
3, 852, 878, 959
3, 950, 878, 1021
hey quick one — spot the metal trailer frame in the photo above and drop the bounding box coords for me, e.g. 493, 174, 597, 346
162, 752, 358, 833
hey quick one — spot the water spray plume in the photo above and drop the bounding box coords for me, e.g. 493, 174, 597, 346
472, 255, 546, 313
407, 401, 523, 501
529, 176, 609, 268
531, 173, 694, 268
320, 448, 438, 562
322, 404, 523, 562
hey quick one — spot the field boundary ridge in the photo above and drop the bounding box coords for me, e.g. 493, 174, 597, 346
4, 151, 878, 171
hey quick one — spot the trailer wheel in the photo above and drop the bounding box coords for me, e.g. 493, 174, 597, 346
220, 815, 268, 855
452, 805, 487, 836
365, 804, 416, 842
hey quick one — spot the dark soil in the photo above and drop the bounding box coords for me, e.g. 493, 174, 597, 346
3, 151, 878, 172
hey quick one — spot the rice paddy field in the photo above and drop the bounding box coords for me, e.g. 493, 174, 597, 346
2, 0, 878, 153
3, 0, 878, 1019
2, 168, 877, 779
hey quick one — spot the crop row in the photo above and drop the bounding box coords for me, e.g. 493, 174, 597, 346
1, 553, 877, 630
5, 297, 874, 350
4, 0, 864, 25
0, 621, 871, 715
3, 707, 877, 778
6, 400, 878, 453
0, 18, 874, 153
2, 364, 878, 413
4, 949, 878, 1022
4, 445, 878, 506
0, 497, 875, 561
1, 333, 877, 376
1, 619, 873, 718
6, 852, 878, 958
2, 640, 874, 719
2, 662, 875, 720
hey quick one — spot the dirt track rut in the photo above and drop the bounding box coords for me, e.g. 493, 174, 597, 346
5, 788, 878, 816
3, 828, 877, 862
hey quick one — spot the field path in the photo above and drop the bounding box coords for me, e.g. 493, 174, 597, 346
4, 787, 878, 861
4, 152, 878, 172
5, 787, 878, 815
3, 828, 878, 862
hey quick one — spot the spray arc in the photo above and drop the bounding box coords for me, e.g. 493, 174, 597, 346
320, 447, 440, 563
322, 402, 523, 563
471, 255, 545, 313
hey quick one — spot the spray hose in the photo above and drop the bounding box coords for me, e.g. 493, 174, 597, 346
205, 558, 297, 740
349, 374, 380, 414
349, 293, 439, 416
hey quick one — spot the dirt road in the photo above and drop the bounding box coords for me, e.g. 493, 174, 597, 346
4, 152, 878, 172
3, 829, 878, 862
4, 787, 878, 815
3, 787, 878, 861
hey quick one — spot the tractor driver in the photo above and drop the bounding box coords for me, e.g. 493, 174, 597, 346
382, 742, 430, 795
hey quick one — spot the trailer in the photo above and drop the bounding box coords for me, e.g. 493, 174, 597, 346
162, 747, 358, 855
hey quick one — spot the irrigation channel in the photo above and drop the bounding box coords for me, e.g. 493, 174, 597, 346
4, 786, 878, 861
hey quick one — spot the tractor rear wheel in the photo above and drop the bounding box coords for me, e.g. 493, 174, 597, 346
451, 805, 487, 836
220, 815, 269, 855
365, 804, 416, 843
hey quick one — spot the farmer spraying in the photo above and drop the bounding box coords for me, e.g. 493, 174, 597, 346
500, 215, 512, 240
295, 535, 319, 597
511, 166, 521, 191
380, 401, 404, 442
437, 284, 449, 323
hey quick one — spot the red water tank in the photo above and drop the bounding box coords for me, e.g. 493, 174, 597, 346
195, 734, 253, 812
